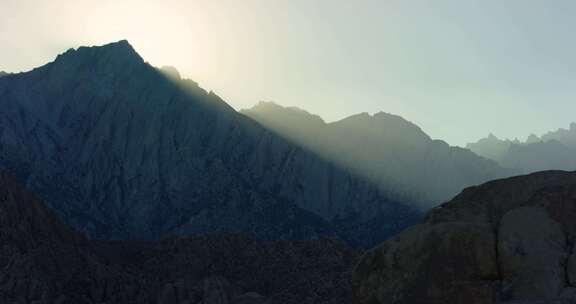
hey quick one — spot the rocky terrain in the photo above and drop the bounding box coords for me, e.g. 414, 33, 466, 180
0, 170, 360, 303
242, 102, 513, 207
0, 41, 419, 247
353, 170, 576, 304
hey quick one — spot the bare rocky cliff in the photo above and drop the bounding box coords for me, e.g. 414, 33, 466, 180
0, 41, 419, 247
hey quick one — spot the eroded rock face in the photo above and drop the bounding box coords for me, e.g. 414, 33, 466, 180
353, 170, 576, 304
0, 171, 360, 303
0, 41, 419, 247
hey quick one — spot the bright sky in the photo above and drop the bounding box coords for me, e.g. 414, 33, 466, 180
2, 0, 576, 146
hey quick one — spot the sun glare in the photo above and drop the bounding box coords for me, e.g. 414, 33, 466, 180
80, 1, 202, 66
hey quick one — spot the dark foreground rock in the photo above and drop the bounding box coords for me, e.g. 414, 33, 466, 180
0, 171, 359, 303
353, 170, 576, 304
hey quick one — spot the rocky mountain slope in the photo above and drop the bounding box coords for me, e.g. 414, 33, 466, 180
468, 125, 576, 173
353, 170, 576, 304
0, 41, 419, 247
242, 102, 513, 207
0, 170, 360, 303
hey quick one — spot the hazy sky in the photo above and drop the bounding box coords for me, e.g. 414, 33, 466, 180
2, 0, 576, 146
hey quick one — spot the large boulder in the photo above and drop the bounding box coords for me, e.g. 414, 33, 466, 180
353, 170, 576, 304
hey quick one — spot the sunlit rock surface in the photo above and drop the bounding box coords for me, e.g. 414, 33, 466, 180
353, 170, 576, 304
243, 102, 514, 208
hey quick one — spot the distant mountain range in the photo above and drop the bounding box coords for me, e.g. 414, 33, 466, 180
242, 102, 515, 207
467, 123, 576, 173
0, 41, 418, 247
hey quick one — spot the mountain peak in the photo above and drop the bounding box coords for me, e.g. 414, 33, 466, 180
335, 111, 428, 138
526, 133, 541, 143
160, 65, 181, 80
244, 101, 326, 124
52, 40, 143, 70
99, 39, 137, 54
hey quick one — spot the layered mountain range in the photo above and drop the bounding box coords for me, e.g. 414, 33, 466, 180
467, 123, 576, 173
0, 41, 419, 247
242, 102, 514, 207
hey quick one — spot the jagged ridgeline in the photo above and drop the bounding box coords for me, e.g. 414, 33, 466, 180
468, 126, 576, 174
0, 41, 419, 247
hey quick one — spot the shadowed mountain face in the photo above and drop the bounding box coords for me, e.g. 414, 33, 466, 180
0, 41, 419, 247
242, 102, 514, 208
468, 125, 576, 173
0, 170, 359, 303
354, 170, 576, 304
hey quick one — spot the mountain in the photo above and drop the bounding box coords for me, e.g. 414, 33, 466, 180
542, 122, 576, 148
0, 169, 359, 303
353, 170, 576, 304
468, 124, 576, 173
0, 41, 419, 247
465, 133, 518, 161
242, 102, 513, 207
0, 71, 7, 77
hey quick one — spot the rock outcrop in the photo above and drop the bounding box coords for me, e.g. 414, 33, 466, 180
0, 170, 359, 303
353, 170, 576, 304
242, 102, 513, 207
0, 41, 419, 247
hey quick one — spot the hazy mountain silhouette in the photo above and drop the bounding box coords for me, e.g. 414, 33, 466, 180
468, 123, 576, 173
465, 133, 519, 161
0, 41, 419, 247
541, 122, 576, 148
242, 102, 514, 207
0, 71, 7, 77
